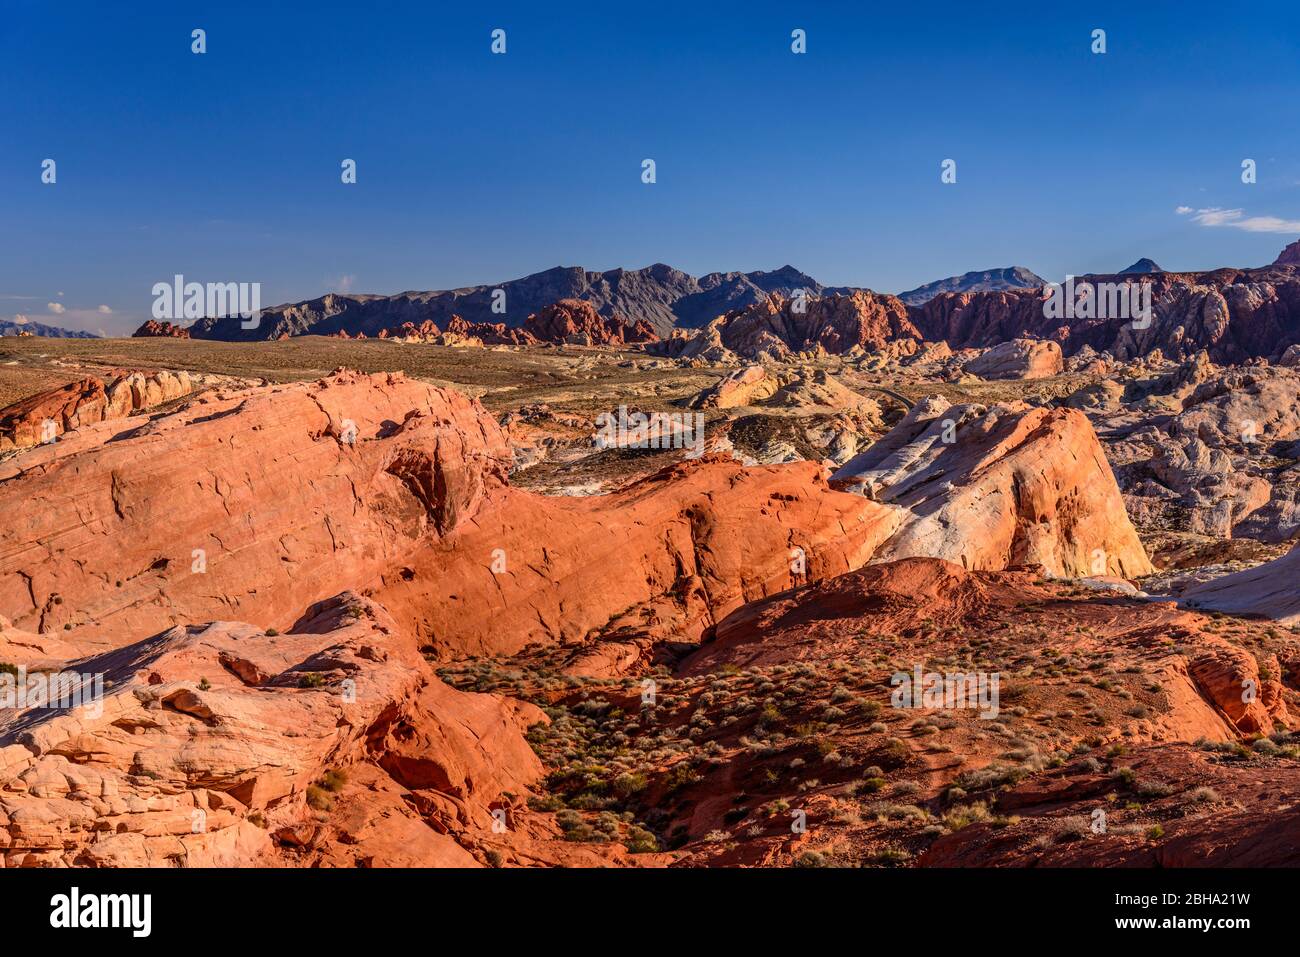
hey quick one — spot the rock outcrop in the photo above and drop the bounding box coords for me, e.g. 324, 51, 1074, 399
963, 338, 1063, 379
688, 366, 778, 409
1275, 239, 1300, 266
374, 456, 904, 658
0, 371, 196, 451
368, 302, 655, 347
831, 398, 1154, 577
1, 370, 906, 662
687, 365, 876, 413
522, 298, 658, 345
651, 291, 920, 362
1181, 543, 1300, 625
910, 266, 1300, 364
0, 370, 511, 642
0, 592, 545, 867
0, 378, 108, 450
1108, 366, 1300, 541
133, 320, 191, 338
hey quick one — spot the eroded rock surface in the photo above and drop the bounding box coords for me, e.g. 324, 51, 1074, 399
0, 593, 546, 867
831, 399, 1153, 577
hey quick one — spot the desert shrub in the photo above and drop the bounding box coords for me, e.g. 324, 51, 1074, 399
624, 826, 658, 853
854, 777, 887, 795
318, 768, 348, 792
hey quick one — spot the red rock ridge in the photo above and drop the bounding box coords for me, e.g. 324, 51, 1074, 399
133, 319, 192, 338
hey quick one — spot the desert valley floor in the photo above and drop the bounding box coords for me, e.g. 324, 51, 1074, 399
0, 326, 1297, 867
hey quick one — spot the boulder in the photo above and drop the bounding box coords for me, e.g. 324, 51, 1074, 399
831, 399, 1153, 577
964, 338, 1063, 379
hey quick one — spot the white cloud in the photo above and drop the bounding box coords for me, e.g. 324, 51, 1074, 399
328, 274, 356, 294
47, 302, 65, 314
97, 304, 112, 314
1175, 206, 1194, 215
13, 314, 29, 325
1181, 206, 1300, 234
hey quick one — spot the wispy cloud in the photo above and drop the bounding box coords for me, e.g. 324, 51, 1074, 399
47, 301, 65, 314
1177, 206, 1300, 234
328, 274, 357, 294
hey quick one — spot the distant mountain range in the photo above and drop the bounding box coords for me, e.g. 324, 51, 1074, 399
0, 319, 97, 338
191, 263, 1054, 341
895, 267, 1045, 306
173, 240, 1300, 344
192, 264, 826, 340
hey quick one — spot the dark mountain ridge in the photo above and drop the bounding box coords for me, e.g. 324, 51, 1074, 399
895, 266, 1045, 306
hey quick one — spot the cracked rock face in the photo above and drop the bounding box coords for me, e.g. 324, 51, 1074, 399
1107, 366, 1300, 541
831, 399, 1154, 578
0, 592, 546, 867
0, 370, 511, 643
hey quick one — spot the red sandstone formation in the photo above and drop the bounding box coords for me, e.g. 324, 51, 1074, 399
2, 363, 1295, 871
1275, 240, 1300, 265
522, 298, 659, 346
831, 397, 1154, 578
0, 371, 510, 642
373, 456, 903, 658
0, 592, 547, 866
652, 291, 920, 362
0, 371, 194, 451
0, 377, 107, 450
0, 372, 902, 659
132, 319, 191, 338
910, 266, 1300, 363
443, 315, 537, 345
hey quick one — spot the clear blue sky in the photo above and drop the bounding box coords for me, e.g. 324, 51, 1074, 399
4, 0, 1300, 334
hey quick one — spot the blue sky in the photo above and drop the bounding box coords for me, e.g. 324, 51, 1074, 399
4, 0, 1300, 334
